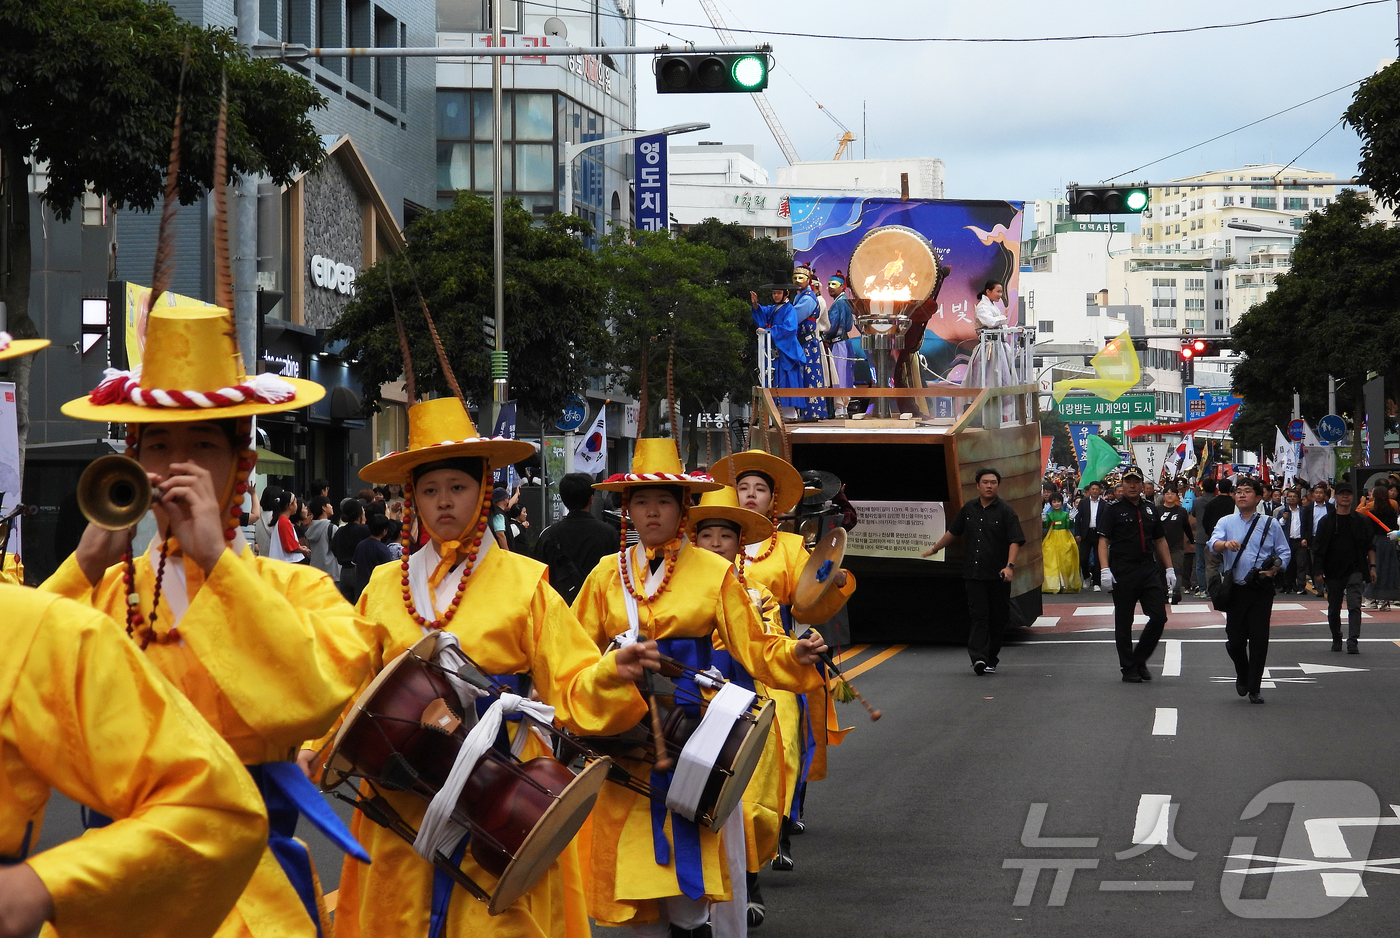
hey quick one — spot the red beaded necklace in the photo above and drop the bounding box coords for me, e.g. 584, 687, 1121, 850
122, 418, 255, 649
742, 508, 780, 568
618, 506, 687, 604
400, 483, 490, 629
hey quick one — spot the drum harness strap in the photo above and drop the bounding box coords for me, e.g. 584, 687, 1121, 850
617, 562, 753, 901
780, 606, 819, 823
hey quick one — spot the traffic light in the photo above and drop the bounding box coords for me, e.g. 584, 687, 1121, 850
1067, 184, 1150, 215
654, 53, 770, 94
1180, 337, 1216, 360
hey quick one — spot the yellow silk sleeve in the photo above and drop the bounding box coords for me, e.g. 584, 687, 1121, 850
793, 570, 857, 626
10, 595, 266, 938
572, 557, 617, 651
712, 568, 822, 695
525, 581, 646, 737
38, 553, 98, 603
176, 551, 378, 751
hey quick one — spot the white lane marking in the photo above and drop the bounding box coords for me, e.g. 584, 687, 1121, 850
1162, 640, 1182, 676
1191, 624, 1226, 629
1074, 604, 1216, 616
1152, 708, 1178, 736
1321, 872, 1368, 897
1273, 603, 1306, 610
1031, 616, 1060, 628
1133, 794, 1173, 845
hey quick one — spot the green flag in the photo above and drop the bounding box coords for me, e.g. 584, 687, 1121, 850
1082, 434, 1123, 485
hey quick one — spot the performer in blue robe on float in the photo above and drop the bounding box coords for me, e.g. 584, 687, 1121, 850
750, 266, 829, 421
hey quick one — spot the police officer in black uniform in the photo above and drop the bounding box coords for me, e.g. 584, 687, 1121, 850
1095, 467, 1177, 682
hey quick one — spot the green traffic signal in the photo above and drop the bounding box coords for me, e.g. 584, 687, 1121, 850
1067, 184, 1150, 215
1125, 189, 1149, 212
732, 55, 766, 89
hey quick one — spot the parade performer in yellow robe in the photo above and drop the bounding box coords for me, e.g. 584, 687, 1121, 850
307, 397, 655, 938
686, 486, 788, 930
710, 449, 855, 874
573, 439, 829, 937
2, 586, 269, 938
1041, 492, 1082, 593
41, 303, 375, 938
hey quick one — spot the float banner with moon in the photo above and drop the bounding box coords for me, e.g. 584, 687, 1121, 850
791, 197, 1024, 381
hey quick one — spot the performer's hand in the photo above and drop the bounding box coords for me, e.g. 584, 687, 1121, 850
75, 520, 137, 587
0, 863, 53, 938
795, 630, 828, 666
153, 461, 228, 574
834, 569, 849, 588
614, 639, 661, 681
1100, 569, 1116, 592
1166, 568, 1178, 591
296, 748, 318, 781
749, 291, 759, 308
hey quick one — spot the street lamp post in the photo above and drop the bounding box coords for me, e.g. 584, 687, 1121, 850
562, 122, 709, 222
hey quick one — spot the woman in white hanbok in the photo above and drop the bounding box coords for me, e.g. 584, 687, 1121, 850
962, 280, 1018, 422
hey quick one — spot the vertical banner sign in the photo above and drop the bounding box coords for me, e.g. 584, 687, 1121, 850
541, 436, 567, 524
1130, 442, 1170, 484
634, 134, 668, 232
574, 407, 608, 473
0, 383, 19, 559
491, 401, 518, 489
1069, 423, 1097, 473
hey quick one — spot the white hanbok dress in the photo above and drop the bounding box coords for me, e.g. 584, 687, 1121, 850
962, 296, 1018, 422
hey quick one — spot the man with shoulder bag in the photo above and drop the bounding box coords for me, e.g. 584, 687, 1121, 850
1210, 478, 1291, 704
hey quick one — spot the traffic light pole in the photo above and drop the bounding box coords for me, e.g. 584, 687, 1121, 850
253, 43, 772, 59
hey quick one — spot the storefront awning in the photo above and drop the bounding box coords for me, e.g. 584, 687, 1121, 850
256, 447, 295, 476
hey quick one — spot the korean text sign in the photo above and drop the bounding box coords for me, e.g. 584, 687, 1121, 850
634, 133, 668, 232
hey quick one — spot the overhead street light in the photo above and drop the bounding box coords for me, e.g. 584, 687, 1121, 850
562, 122, 710, 219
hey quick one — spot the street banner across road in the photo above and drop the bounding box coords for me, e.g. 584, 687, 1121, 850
1057, 394, 1155, 421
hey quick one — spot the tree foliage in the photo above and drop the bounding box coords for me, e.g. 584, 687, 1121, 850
329, 194, 610, 421
1230, 190, 1400, 463
1344, 60, 1400, 208
1038, 409, 1076, 467
595, 230, 750, 433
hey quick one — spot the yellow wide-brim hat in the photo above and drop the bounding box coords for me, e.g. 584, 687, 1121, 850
690, 485, 774, 544
593, 438, 724, 494
62, 302, 324, 423
361, 397, 536, 485
0, 336, 50, 362
708, 448, 805, 514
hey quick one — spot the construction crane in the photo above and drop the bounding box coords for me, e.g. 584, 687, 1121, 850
695, 0, 801, 165
832, 131, 856, 160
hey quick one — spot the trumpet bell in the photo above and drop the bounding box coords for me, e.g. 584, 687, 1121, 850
78, 455, 152, 531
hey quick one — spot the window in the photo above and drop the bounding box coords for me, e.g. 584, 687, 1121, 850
1038, 320, 1054, 334
1215, 319, 1225, 330
1186, 319, 1205, 329
437, 0, 518, 31
1152, 278, 1177, 287
1251, 197, 1277, 210
1313, 197, 1325, 207
1223, 196, 1234, 206
1214, 299, 1223, 310
1152, 318, 1177, 329
1184, 298, 1205, 311
1214, 279, 1223, 289
1152, 298, 1177, 308
1290, 217, 1304, 229
436, 89, 556, 213
1184, 278, 1204, 290
1285, 197, 1307, 210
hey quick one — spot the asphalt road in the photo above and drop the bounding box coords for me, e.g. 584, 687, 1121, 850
30, 593, 1400, 937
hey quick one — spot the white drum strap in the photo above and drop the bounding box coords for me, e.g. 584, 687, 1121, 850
427, 631, 491, 715
412, 692, 557, 862
665, 682, 756, 821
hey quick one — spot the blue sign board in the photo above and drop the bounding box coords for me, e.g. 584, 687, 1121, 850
633, 133, 668, 232
1318, 414, 1346, 444
1185, 387, 1242, 420
492, 401, 518, 488
1069, 423, 1098, 474
556, 394, 587, 432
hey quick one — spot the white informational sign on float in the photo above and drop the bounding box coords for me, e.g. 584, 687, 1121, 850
846, 501, 946, 561
0, 383, 22, 557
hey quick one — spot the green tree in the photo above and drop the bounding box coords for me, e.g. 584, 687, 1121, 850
1231, 190, 1400, 469
0, 0, 325, 448
1229, 398, 1293, 453
596, 230, 749, 461
329, 194, 610, 421
1344, 61, 1400, 207
1038, 409, 1076, 467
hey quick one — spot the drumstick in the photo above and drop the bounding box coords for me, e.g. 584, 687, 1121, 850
649, 695, 674, 772
810, 638, 883, 722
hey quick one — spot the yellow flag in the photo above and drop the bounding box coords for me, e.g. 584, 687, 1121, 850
1052, 330, 1140, 403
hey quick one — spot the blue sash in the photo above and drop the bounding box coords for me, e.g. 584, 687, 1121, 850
0, 821, 32, 865
779, 606, 817, 819
84, 763, 370, 938
428, 834, 471, 938
710, 649, 755, 692
647, 636, 712, 898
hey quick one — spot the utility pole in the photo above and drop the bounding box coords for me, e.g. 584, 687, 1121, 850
235, 0, 259, 371
491, 0, 507, 427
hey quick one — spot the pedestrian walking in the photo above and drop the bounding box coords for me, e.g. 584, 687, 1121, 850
1276, 490, 1306, 593
923, 467, 1025, 675
1362, 483, 1399, 610
1158, 488, 1192, 600
1074, 481, 1106, 589
1041, 491, 1082, 593
1299, 484, 1333, 594
532, 472, 619, 605
1191, 479, 1216, 594
1314, 483, 1376, 653
1096, 467, 1175, 682
304, 495, 340, 580
351, 513, 396, 600
331, 497, 370, 601
1210, 478, 1291, 703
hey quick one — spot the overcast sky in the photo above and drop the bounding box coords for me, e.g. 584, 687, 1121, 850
632, 0, 1397, 200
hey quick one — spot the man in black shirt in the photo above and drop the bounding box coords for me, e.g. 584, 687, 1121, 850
533, 472, 620, 605
924, 467, 1025, 675
1096, 467, 1176, 682
1313, 483, 1376, 653
1158, 489, 1192, 601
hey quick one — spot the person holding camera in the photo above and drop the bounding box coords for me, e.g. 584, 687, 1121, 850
1210, 478, 1292, 704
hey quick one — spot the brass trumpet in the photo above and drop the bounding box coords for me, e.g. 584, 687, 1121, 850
77, 455, 152, 530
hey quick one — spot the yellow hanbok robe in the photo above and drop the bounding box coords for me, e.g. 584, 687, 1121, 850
324, 540, 647, 938
0, 552, 24, 586
572, 543, 823, 927
742, 532, 855, 787
42, 542, 374, 938
3, 586, 268, 938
